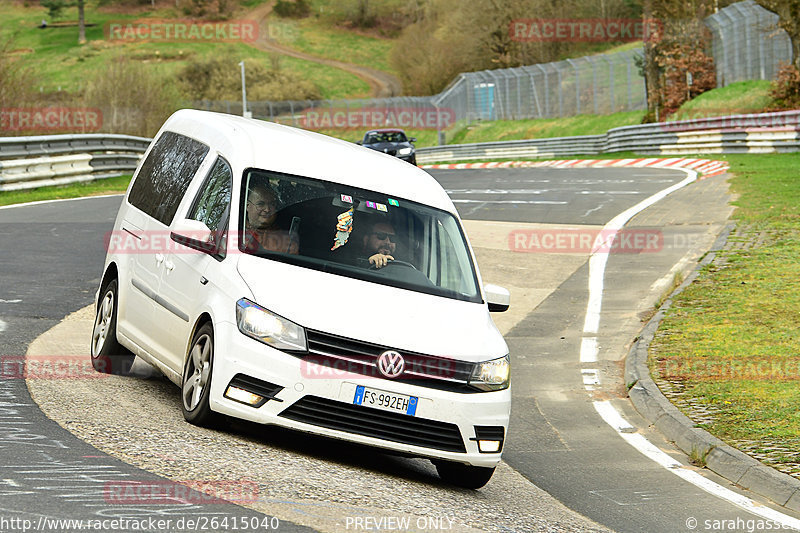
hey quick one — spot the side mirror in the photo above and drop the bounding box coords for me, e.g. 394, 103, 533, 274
170, 218, 217, 254
355, 140, 362, 145
409, 137, 417, 143
484, 284, 510, 313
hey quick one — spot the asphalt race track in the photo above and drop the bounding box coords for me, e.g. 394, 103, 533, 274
1, 167, 799, 532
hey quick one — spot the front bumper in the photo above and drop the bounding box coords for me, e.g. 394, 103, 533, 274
209, 321, 510, 467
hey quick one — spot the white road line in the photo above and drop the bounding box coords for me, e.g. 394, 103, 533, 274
451, 200, 568, 205
579, 337, 598, 363
0, 194, 123, 211
594, 401, 800, 529
584, 169, 800, 528
0, 299, 22, 304
0, 319, 6, 333
581, 369, 600, 387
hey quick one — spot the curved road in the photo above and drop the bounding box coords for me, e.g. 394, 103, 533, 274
1, 167, 799, 532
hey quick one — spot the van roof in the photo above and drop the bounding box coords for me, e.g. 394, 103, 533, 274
159, 110, 454, 214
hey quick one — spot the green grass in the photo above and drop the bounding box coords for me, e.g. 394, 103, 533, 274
312, 112, 644, 149
266, 15, 397, 75
446, 112, 645, 144
1, 2, 368, 99
0, 174, 131, 206
669, 81, 773, 121
649, 153, 800, 475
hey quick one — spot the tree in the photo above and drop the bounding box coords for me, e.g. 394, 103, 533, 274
39, 0, 86, 44
641, 0, 662, 120
77, 0, 85, 44
639, 0, 720, 120
753, 1, 800, 71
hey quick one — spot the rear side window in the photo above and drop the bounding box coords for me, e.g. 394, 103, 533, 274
128, 131, 210, 226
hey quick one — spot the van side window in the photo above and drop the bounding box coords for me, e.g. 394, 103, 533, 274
188, 157, 233, 257
128, 131, 210, 226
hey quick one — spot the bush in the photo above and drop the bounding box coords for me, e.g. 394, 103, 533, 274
83, 57, 182, 137
769, 63, 800, 110
273, 0, 310, 19
0, 36, 34, 110
180, 54, 321, 102
658, 44, 717, 116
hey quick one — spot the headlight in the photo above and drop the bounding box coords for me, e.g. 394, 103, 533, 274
398, 147, 413, 155
236, 299, 307, 351
469, 355, 510, 391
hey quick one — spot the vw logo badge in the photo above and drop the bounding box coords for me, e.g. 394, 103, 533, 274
377, 350, 405, 379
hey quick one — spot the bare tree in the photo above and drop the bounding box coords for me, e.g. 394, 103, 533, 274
77, 0, 86, 44
753, 1, 800, 71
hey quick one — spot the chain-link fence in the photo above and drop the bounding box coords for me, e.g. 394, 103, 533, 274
194, 48, 646, 131
706, 0, 792, 87
193, 1, 792, 134
432, 48, 645, 123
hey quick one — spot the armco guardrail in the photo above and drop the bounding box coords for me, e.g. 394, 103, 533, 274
2, 111, 799, 189
417, 110, 800, 164
0, 134, 151, 191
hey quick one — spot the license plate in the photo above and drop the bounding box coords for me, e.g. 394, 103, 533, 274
353, 385, 418, 416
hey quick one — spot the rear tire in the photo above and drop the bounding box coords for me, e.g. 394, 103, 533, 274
90, 279, 135, 375
181, 323, 220, 427
433, 460, 495, 489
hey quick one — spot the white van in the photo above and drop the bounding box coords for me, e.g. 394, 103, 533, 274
90, 110, 511, 488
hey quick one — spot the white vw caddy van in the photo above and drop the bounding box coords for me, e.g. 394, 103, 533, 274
91, 110, 511, 488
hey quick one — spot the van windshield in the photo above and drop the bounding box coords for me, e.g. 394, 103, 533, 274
238, 169, 481, 303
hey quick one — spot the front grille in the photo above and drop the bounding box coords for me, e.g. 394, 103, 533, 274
291, 329, 477, 393
279, 395, 466, 453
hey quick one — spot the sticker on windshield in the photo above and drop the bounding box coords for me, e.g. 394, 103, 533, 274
340, 194, 353, 204
376, 203, 387, 212
388, 199, 399, 207
365, 201, 376, 209
331, 207, 354, 251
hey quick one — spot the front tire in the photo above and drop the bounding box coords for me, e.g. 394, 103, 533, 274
181, 323, 219, 427
433, 460, 496, 489
90, 279, 135, 375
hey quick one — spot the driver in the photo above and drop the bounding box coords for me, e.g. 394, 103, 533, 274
361, 221, 397, 269
244, 182, 299, 254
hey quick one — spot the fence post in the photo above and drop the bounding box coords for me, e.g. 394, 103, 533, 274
567, 59, 580, 115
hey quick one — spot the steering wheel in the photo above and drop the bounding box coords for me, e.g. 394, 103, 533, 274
381, 260, 417, 270
359, 258, 417, 271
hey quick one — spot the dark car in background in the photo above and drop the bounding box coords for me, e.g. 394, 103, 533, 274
357, 128, 417, 165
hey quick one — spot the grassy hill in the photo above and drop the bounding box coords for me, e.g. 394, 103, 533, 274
1, 1, 371, 99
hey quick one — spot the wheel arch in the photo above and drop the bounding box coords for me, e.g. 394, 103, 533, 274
97, 262, 119, 308
184, 312, 214, 365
